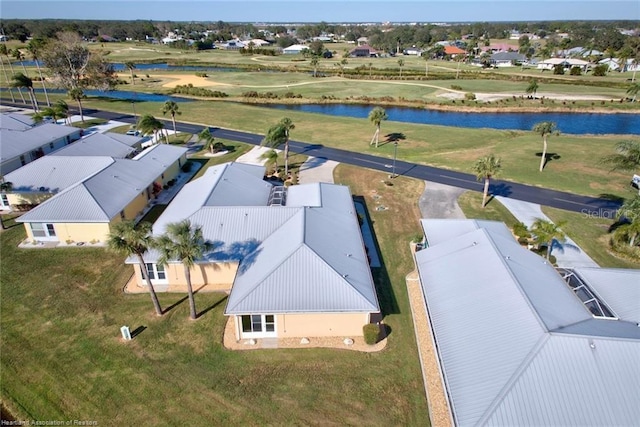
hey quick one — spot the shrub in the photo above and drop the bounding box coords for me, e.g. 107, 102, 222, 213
363, 323, 380, 345
569, 66, 581, 76
450, 84, 463, 90
592, 64, 608, 77
553, 64, 565, 75
512, 221, 531, 241
195, 72, 208, 78
465, 92, 476, 100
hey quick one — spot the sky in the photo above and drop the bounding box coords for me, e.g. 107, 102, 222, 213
1, 0, 639, 22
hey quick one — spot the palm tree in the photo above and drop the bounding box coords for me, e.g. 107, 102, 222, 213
54, 100, 70, 125
0, 53, 16, 102
138, 114, 167, 143
259, 149, 279, 175
155, 220, 212, 320
107, 220, 163, 316
530, 218, 566, 260
0, 45, 25, 103
11, 72, 38, 111
626, 83, 640, 102
472, 154, 502, 208
68, 87, 86, 123
532, 121, 558, 172
262, 117, 295, 177
368, 106, 388, 148
162, 100, 181, 134
198, 128, 216, 153
124, 61, 136, 86
26, 38, 50, 107
526, 79, 539, 98
614, 195, 640, 247
398, 58, 404, 78
310, 56, 319, 78
603, 140, 640, 173
33, 106, 59, 124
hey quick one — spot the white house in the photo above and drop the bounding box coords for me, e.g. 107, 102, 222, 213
282, 44, 308, 55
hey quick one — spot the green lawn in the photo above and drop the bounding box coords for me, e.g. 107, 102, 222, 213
457, 191, 520, 228
1, 162, 430, 424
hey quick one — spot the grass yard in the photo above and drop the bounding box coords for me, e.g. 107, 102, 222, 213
542, 206, 640, 268
1, 162, 430, 424
457, 191, 520, 228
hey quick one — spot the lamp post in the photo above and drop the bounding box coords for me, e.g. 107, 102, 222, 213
391, 140, 398, 178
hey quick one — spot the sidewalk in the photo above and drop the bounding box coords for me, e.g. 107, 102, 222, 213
496, 196, 598, 268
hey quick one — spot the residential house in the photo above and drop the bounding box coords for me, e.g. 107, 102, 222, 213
537, 57, 590, 72
443, 45, 466, 57
403, 46, 423, 56
490, 51, 527, 67
349, 44, 379, 58
1, 114, 82, 175
50, 132, 143, 159
599, 57, 640, 72
282, 44, 308, 55
127, 162, 380, 340
15, 144, 187, 245
357, 37, 369, 46
219, 39, 245, 50
414, 219, 640, 426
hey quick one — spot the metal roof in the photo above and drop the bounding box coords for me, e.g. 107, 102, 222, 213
4, 156, 114, 193
420, 218, 514, 247
0, 112, 35, 130
573, 267, 640, 324
0, 124, 81, 164
416, 220, 640, 427
141, 162, 379, 314
51, 132, 140, 158
17, 145, 187, 223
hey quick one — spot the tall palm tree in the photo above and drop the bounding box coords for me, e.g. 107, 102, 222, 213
1, 45, 26, 103
603, 140, 640, 173
532, 121, 558, 172
262, 117, 295, 177
54, 99, 70, 125
33, 106, 59, 124
0, 54, 16, 102
124, 61, 136, 85
368, 106, 388, 148
107, 220, 163, 316
155, 220, 212, 320
310, 56, 319, 78
626, 83, 640, 102
526, 79, 539, 98
11, 72, 38, 111
472, 154, 502, 208
397, 58, 404, 78
530, 218, 566, 260
162, 100, 181, 134
26, 39, 51, 107
68, 87, 85, 123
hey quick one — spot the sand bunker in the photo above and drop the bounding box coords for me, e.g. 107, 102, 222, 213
160, 74, 226, 88
438, 91, 614, 102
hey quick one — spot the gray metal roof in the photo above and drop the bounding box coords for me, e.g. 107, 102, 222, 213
51, 133, 140, 158
573, 267, 640, 323
0, 112, 35, 131
17, 145, 187, 223
141, 162, 379, 314
416, 219, 640, 427
491, 51, 527, 62
4, 156, 114, 193
420, 218, 514, 247
0, 124, 81, 164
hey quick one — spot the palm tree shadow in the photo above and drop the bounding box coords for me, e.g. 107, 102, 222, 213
162, 295, 189, 314
378, 132, 406, 147
197, 295, 228, 319
535, 152, 561, 169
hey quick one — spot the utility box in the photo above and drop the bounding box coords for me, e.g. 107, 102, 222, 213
121, 326, 132, 341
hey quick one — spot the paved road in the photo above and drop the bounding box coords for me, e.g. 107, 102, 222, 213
2, 101, 623, 215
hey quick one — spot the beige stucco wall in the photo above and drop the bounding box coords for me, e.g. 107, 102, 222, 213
122, 192, 150, 220
23, 222, 110, 243
276, 312, 371, 337
132, 262, 238, 291
158, 157, 184, 186
7, 192, 53, 207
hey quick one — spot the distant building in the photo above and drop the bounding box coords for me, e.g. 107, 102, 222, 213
282, 44, 308, 55
349, 44, 379, 58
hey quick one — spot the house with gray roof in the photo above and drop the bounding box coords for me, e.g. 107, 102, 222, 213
415, 219, 640, 426
489, 51, 527, 67
51, 132, 143, 158
15, 144, 187, 245
126, 162, 380, 340
1, 113, 82, 175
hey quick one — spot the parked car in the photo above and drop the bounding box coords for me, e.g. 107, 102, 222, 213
126, 129, 140, 136
631, 174, 640, 190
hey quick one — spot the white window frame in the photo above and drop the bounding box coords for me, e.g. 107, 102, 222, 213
30, 223, 58, 241
240, 314, 277, 338
0, 194, 9, 209
143, 263, 167, 285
